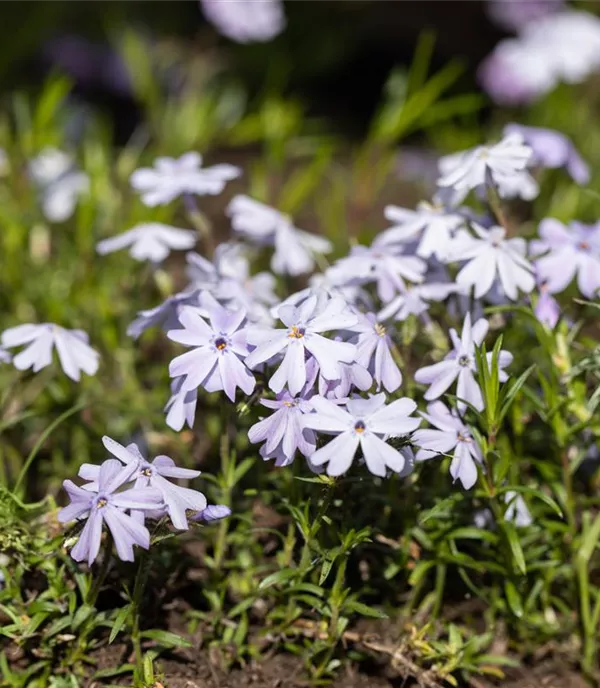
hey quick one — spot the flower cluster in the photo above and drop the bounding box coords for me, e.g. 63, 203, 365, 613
59, 437, 229, 565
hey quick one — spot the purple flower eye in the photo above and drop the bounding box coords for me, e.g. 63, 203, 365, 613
214, 336, 228, 350
458, 355, 470, 367
288, 326, 305, 339
354, 420, 366, 434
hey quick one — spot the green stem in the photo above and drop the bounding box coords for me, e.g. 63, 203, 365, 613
131, 548, 151, 685
87, 534, 113, 608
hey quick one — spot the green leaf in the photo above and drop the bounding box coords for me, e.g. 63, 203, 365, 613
498, 364, 536, 423
578, 512, 600, 563
141, 629, 192, 648
258, 568, 297, 590
319, 558, 334, 585
344, 600, 388, 619
109, 605, 131, 644
504, 580, 523, 618
502, 522, 527, 575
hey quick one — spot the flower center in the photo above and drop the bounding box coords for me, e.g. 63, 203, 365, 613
354, 420, 366, 434
288, 326, 305, 339
457, 432, 472, 443
458, 355, 471, 367
578, 240, 590, 251
374, 323, 386, 337
96, 497, 108, 509
214, 336, 228, 350
141, 467, 153, 477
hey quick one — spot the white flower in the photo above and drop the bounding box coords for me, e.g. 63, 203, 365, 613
1, 324, 99, 381
227, 195, 332, 276
96, 223, 197, 262
131, 152, 241, 206
29, 148, 89, 222
378, 200, 465, 260
437, 134, 532, 197
450, 224, 535, 300
201, 0, 285, 43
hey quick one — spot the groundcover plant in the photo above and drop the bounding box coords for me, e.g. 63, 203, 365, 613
2, 16, 600, 688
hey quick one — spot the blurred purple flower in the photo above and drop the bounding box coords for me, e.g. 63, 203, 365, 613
127, 290, 202, 340
414, 313, 513, 413
413, 401, 483, 489
438, 134, 532, 198
504, 123, 589, 184
487, 0, 563, 32
245, 292, 357, 396
303, 393, 420, 477
532, 218, 600, 297
201, 0, 285, 43
168, 293, 255, 402
131, 153, 240, 207
450, 224, 535, 301
43, 35, 132, 98
80, 437, 206, 530
59, 459, 163, 565
97, 223, 197, 263
228, 195, 332, 276
379, 200, 465, 261
533, 278, 560, 328
29, 148, 89, 223
327, 243, 426, 304
1, 323, 99, 381
378, 283, 458, 322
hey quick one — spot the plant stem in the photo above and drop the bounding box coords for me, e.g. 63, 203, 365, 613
131, 548, 151, 685
87, 533, 113, 608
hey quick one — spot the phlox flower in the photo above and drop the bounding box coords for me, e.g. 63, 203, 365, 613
437, 134, 532, 198
533, 278, 560, 329
29, 147, 89, 222
318, 357, 373, 400
80, 437, 206, 530
531, 218, 600, 298
303, 393, 420, 477
168, 293, 255, 402
96, 223, 197, 263
131, 152, 241, 207
127, 289, 202, 340
413, 401, 483, 489
1, 323, 99, 381
248, 387, 317, 466
245, 292, 357, 396
193, 504, 232, 522
351, 313, 402, 393
227, 195, 332, 276
487, 0, 563, 32
503, 123, 589, 185
58, 459, 163, 565
164, 376, 198, 431
414, 313, 513, 413
378, 282, 458, 322
327, 242, 426, 304
450, 224, 535, 301
200, 0, 285, 43
378, 200, 465, 261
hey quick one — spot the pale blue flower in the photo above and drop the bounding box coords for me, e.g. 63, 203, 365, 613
414, 313, 512, 413
303, 393, 420, 477
245, 292, 357, 396
58, 459, 163, 565
531, 218, 600, 298
351, 313, 402, 393
164, 376, 199, 431
131, 152, 240, 207
127, 290, 202, 340
80, 437, 206, 530
97, 223, 197, 263
413, 401, 483, 489
227, 195, 332, 276
378, 282, 458, 322
1, 323, 99, 381
168, 293, 255, 402
193, 504, 232, 522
